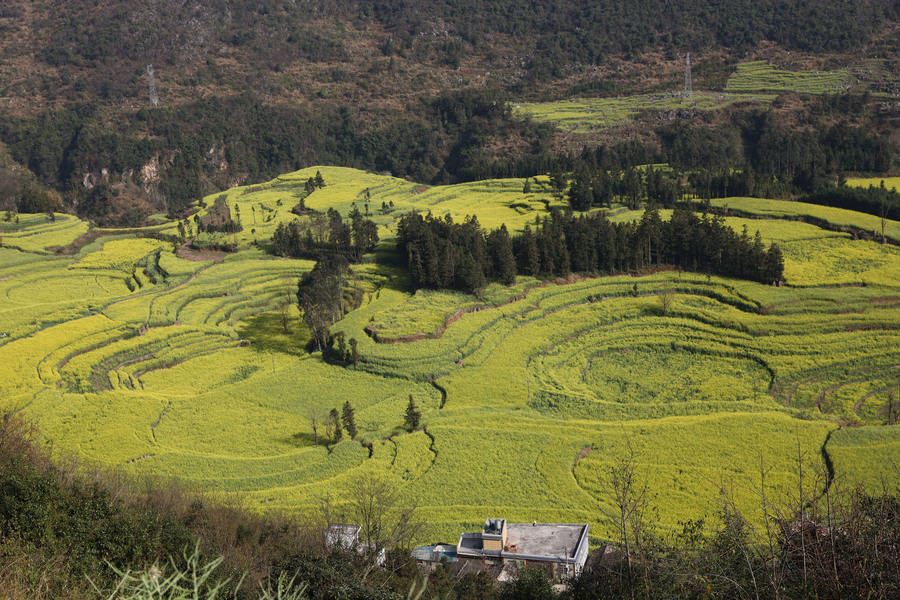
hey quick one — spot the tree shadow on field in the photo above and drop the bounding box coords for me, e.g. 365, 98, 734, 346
284, 432, 333, 449
370, 251, 414, 293
236, 310, 311, 356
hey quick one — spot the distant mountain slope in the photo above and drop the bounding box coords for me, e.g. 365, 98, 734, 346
0, 0, 898, 224
20, 0, 900, 73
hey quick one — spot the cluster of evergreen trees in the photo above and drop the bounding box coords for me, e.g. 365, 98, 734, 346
296, 255, 352, 351
272, 206, 378, 262
397, 208, 784, 293
666, 116, 894, 199
397, 212, 517, 292
546, 115, 896, 219
564, 163, 680, 211
517, 208, 784, 283
310, 403, 355, 446
799, 183, 900, 223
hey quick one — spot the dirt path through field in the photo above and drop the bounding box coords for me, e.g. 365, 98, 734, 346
176, 242, 228, 262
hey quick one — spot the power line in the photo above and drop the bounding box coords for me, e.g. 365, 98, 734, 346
146, 64, 159, 107
684, 52, 693, 102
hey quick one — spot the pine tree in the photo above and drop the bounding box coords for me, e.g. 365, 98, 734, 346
349, 337, 359, 365
334, 331, 347, 361
763, 242, 784, 284
549, 167, 568, 201
315, 170, 325, 189
518, 224, 541, 276
487, 224, 517, 284
342, 401, 358, 439
329, 408, 342, 443
567, 164, 594, 211
404, 395, 421, 432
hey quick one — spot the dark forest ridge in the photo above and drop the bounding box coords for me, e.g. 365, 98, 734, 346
8, 0, 899, 69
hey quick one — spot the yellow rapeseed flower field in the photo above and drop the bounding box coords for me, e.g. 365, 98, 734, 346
1, 168, 897, 545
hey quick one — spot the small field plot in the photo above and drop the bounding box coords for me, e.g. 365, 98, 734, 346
514, 92, 773, 133
0, 213, 88, 253
71, 238, 168, 273
725, 61, 847, 94
710, 197, 900, 241
846, 176, 900, 192
366, 279, 540, 341
780, 236, 900, 287
827, 426, 900, 494
404, 179, 562, 231
583, 349, 769, 405
574, 413, 835, 533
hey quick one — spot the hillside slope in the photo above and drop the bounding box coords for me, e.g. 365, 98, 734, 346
1, 0, 899, 225
2, 166, 898, 547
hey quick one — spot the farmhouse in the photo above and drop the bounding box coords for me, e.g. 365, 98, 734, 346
411, 543, 459, 567
326, 523, 386, 565
414, 518, 590, 579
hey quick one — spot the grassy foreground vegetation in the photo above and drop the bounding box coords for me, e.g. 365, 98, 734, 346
0, 414, 421, 599
1, 166, 899, 597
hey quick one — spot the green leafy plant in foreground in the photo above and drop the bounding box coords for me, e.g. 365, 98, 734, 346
94, 543, 307, 600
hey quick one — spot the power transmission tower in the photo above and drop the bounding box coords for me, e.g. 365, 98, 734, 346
146, 64, 159, 107
684, 53, 693, 102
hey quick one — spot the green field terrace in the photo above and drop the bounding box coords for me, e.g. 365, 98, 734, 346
514, 59, 850, 133
1, 166, 898, 544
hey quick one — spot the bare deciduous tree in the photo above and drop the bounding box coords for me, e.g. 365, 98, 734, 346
344, 472, 422, 554
278, 275, 293, 334
308, 407, 320, 446
658, 282, 675, 316
598, 435, 653, 600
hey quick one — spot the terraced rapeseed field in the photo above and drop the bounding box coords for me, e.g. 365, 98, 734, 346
847, 176, 900, 192
1, 169, 898, 544
710, 196, 900, 241
724, 60, 848, 94
513, 60, 847, 135
0, 213, 88, 253
514, 91, 775, 133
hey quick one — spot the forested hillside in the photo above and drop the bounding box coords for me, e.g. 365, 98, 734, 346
16, 0, 900, 72
0, 0, 899, 224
